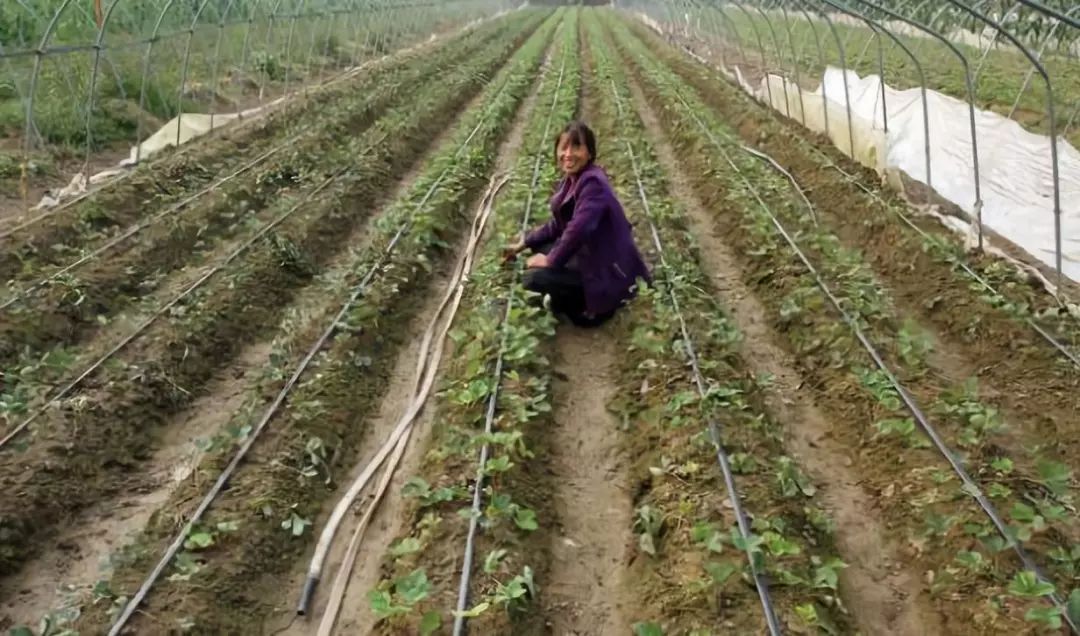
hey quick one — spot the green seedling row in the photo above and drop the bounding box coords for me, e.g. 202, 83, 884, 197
587, 10, 850, 635
611, 12, 1079, 634
0, 14, 540, 389
368, 10, 580, 635
0, 9, 550, 610
0, 15, 516, 283
66, 8, 563, 634
630, 17, 1080, 522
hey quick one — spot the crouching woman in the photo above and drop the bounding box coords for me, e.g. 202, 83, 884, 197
505, 121, 651, 327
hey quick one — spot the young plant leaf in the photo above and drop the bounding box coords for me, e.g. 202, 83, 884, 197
420, 611, 442, 635
513, 507, 539, 531
1066, 588, 1080, 627
632, 622, 664, 636
389, 537, 422, 558
1008, 571, 1055, 598
395, 569, 431, 605
704, 561, 738, 585
451, 601, 490, 618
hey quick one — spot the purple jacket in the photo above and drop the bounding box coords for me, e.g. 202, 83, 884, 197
525, 164, 652, 315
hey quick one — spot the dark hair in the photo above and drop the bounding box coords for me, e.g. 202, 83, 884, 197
553, 120, 596, 167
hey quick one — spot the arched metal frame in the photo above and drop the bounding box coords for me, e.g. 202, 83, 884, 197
3, 0, 509, 213
941, 0, 1065, 289
1007, 4, 1080, 121
851, 0, 986, 248
727, 0, 777, 108
641, 0, 1072, 273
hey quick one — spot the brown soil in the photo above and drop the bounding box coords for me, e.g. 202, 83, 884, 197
67, 15, 557, 633
0, 19, 539, 587
625, 68, 940, 636
275, 52, 548, 632
0, 20, 513, 283
0, 340, 272, 629
541, 327, 633, 634
610, 16, 1046, 632
638, 18, 1080, 485
0, 24, 511, 375
623, 19, 1080, 586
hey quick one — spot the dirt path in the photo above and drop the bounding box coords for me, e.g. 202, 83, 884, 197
541, 327, 632, 635
624, 70, 942, 636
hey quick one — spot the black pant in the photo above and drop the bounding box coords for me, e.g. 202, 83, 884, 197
523, 242, 614, 328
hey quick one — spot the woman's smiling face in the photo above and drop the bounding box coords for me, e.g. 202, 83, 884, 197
557, 131, 591, 176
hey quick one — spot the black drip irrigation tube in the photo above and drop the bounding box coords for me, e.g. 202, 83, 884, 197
107, 65, 518, 635
451, 50, 567, 636
667, 84, 1078, 635
609, 78, 783, 636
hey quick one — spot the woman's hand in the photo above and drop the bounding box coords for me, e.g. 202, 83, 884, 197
525, 253, 549, 269
502, 238, 526, 263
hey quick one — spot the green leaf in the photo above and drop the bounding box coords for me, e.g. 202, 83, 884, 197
705, 531, 725, 554
484, 455, 514, 474
483, 549, 508, 574
704, 561, 737, 585
402, 477, 432, 499
368, 589, 407, 619
451, 601, 490, 618
813, 558, 847, 591
9, 628, 34, 636
639, 532, 657, 556
395, 569, 431, 605
521, 565, 536, 598
954, 550, 985, 571
632, 622, 664, 636
1036, 460, 1071, 497
420, 611, 442, 636
389, 537, 422, 558
1008, 571, 1056, 598
1010, 502, 1037, 524
1024, 606, 1062, 629
183, 531, 214, 551
216, 521, 240, 533
1066, 588, 1080, 627
690, 521, 715, 544
763, 532, 802, 557
513, 507, 539, 531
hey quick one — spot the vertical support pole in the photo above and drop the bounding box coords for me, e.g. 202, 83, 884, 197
136, 0, 180, 164
177, 0, 216, 148
84, 1, 125, 175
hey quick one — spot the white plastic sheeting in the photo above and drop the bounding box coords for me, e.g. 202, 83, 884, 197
755, 67, 1080, 284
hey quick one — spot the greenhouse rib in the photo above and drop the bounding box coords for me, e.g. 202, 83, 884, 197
451, 50, 566, 636
0, 144, 377, 450
668, 85, 1079, 636
610, 78, 782, 636
104, 71, 516, 636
